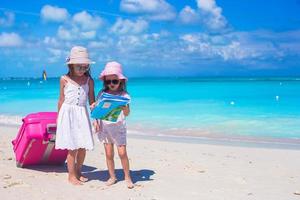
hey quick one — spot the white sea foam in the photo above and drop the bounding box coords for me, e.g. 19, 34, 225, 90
0, 115, 22, 126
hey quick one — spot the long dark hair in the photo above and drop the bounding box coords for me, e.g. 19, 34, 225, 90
67, 64, 91, 78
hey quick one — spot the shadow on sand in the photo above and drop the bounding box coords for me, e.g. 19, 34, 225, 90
84, 168, 155, 184
22, 164, 155, 184
23, 163, 96, 173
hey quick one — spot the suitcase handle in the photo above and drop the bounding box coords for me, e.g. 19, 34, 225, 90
46, 124, 57, 143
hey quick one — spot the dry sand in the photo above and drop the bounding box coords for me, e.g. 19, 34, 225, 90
1, 125, 300, 200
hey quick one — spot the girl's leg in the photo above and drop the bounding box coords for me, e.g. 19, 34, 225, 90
104, 143, 117, 186
117, 145, 134, 189
76, 148, 88, 182
67, 150, 82, 185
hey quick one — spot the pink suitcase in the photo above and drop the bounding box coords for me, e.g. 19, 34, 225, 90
12, 112, 68, 168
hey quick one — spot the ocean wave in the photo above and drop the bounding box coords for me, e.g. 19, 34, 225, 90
127, 128, 300, 149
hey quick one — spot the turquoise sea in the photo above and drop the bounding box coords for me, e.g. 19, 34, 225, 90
1, 77, 300, 143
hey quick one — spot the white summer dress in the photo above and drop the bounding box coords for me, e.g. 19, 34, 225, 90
55, 75, 94, 150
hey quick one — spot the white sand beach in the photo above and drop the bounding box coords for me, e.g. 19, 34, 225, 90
1, 125, 300, 200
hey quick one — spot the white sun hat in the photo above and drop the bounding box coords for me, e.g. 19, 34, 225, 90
66, 46, 95, 64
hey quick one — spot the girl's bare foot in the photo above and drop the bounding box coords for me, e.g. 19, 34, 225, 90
68, 176, 83, 185
106, 177, 117, 186
126, 179, 134, 189
78, 174, 88, 182
76, 170, 88, 182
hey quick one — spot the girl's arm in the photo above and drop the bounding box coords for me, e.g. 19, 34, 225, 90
122, 104, 130, 116
91, 89, 101, 133
121, 92, 130, 116
57, 77, 66, 112
93, 120, 100, 133
88, 78, 95, 105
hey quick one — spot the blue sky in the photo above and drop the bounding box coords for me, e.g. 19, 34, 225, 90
0, 0, 300, 77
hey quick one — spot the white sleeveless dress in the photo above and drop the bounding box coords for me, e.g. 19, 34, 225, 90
55, 76, 94, 150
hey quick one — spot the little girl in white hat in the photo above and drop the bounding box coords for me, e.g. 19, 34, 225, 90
55, 46, 95, 185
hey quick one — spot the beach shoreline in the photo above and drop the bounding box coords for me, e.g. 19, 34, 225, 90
1, 118, 300, 150
1, 125, 300, 200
